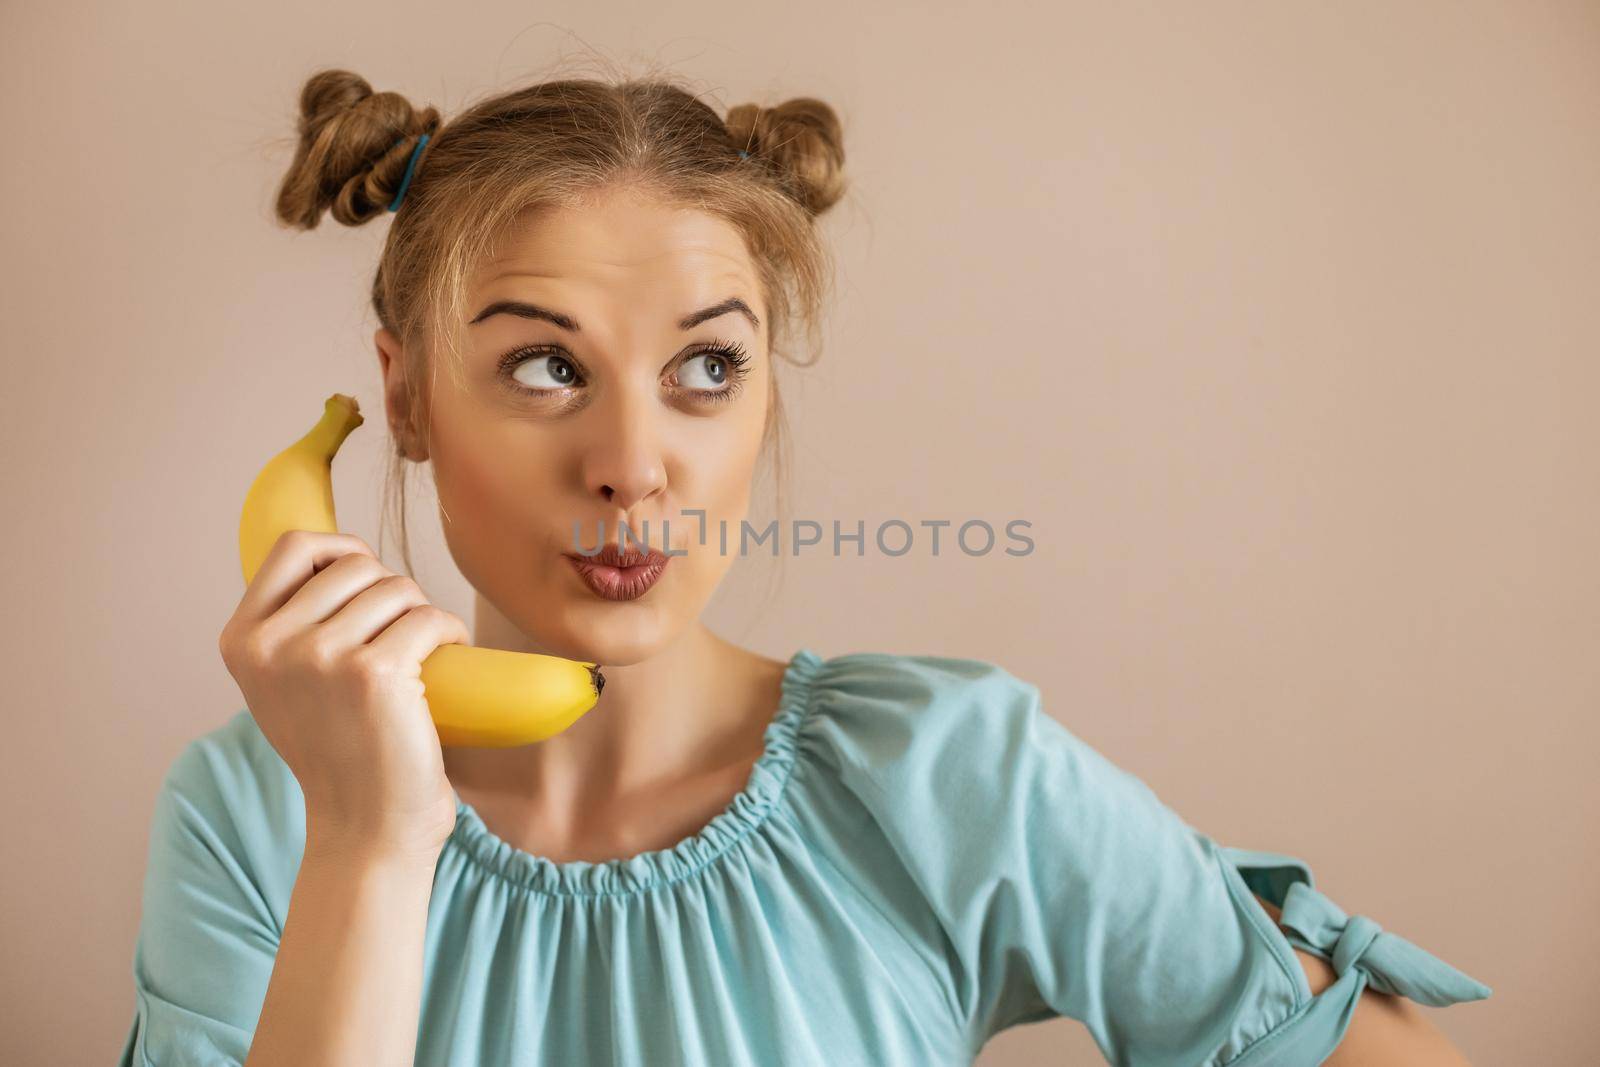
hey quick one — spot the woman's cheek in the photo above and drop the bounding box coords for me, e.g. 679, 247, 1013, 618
433, 424, 556, 574
679, 441, 758, 561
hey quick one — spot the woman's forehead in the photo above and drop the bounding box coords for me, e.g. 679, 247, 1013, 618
483, 195, 754, 280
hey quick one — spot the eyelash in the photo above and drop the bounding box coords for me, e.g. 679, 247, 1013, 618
496, 340, 752, 404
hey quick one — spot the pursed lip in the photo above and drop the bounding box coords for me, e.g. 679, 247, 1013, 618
562, 544, 672, 600
568, 543, 671, 568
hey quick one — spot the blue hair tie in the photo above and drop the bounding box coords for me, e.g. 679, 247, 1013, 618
387, 133, 430, 213
738, 149, 750, 160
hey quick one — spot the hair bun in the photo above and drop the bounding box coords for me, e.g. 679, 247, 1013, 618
726, 97, 847, 217
275, 68, 440, 229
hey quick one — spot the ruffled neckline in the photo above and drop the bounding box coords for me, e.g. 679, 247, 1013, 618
444, 647, 825, 898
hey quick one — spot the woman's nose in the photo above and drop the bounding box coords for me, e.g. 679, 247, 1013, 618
580, 391, 667, 513
594, 465, 665, 512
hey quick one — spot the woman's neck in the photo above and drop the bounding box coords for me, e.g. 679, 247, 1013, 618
438, 597, 786, 859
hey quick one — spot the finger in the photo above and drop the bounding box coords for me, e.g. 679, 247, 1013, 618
236, 531, 377, 624
366, 604, 473, 671
316, 574, 429, 649
273, 551, 393, 629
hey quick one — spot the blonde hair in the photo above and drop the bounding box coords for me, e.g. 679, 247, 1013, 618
273, 64, 846, 579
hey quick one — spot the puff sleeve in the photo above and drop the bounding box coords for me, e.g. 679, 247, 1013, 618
118, 714, 302, 1066
804, 652, 1490, 1066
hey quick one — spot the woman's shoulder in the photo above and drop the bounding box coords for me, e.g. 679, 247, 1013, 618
793, 646, 1166, 846
796, 647, 1048, 800
163, 708, 301, 815
805, 646, 1039, 724
149, 708, 307, 905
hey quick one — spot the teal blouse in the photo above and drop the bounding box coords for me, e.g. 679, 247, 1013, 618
119, 647, 1490, 1066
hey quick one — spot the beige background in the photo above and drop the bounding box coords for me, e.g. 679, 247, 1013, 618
3, 2, 1595, 1064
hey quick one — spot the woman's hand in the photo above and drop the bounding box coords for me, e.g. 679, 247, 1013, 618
217, 529, 468, 863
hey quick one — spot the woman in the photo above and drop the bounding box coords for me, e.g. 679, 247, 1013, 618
119, 67, 1490, 1066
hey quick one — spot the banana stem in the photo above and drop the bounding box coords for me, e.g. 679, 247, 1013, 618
301, 393, 364, 458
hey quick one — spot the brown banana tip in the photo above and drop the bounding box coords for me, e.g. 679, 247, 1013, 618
589, 664, 605, 697
329, 392, 363, 421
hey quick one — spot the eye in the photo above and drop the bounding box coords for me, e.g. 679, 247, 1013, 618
674, 340, 752, 401
504, 351, 581, 392
680, 352, 732, 390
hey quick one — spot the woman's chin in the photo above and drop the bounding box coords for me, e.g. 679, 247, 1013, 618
527, 603, 678, 667
479, 566, 688, 665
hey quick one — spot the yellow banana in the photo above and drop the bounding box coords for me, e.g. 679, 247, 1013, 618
237, 392, 605, 747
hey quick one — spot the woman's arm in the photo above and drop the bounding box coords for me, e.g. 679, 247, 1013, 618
1253, 894, 1473, 1066
244, 830, 438, 1067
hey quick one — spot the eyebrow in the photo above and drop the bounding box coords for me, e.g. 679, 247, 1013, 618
467, 296, 761, 333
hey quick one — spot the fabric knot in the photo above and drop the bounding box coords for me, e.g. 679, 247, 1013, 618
1331, 913, 1382, 976
1277, 881, 1492, 1007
